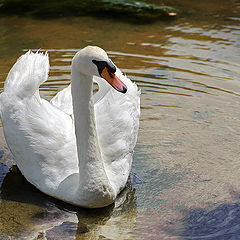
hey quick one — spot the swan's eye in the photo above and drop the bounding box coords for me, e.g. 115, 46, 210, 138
92, 60, 116, 76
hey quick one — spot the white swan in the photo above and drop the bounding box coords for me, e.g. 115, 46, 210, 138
0, 46, 140, 208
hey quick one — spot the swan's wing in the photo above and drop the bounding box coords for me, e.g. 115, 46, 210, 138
3, 51, 49, 100
95, 68, 140, 191
96, 68, 140, 160
0, 51, 78, 193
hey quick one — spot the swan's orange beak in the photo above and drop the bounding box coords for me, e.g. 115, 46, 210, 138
101, 67, 127, 94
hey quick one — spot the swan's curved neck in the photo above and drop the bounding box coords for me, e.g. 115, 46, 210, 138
71, 68, 101, 174
71, 66, 114, 204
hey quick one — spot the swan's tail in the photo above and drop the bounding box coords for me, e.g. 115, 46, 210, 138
3, 51, 49, 99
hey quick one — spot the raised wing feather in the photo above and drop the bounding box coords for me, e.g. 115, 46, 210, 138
0, 52, 78, 192
3, 51, 49, 99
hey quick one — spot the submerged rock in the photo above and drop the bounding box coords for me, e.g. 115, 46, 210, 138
0, 0, 177, 21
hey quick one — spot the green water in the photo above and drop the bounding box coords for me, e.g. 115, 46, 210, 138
0, 0, 240, 239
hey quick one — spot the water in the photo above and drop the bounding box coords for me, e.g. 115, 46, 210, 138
0, 0, 240, 239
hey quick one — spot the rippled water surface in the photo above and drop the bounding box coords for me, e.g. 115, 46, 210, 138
0, 0, 240, 239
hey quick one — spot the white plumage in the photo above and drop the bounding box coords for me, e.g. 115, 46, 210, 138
0, 46, 140, 208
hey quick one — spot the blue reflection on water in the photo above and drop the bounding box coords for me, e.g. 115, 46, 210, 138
0, 163, 8, 194
181, 203, 240, 239
130, 171, 146, 185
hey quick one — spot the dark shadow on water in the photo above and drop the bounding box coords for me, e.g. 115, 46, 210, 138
179, 203, 240, 240
0, 163, 137, 239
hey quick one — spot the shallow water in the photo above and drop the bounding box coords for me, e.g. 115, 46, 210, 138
0, 0, 240, 239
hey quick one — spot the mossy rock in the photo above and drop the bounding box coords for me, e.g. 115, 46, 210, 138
0, 0, 178, 21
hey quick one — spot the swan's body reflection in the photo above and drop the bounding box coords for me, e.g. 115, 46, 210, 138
0, 163, 137, 239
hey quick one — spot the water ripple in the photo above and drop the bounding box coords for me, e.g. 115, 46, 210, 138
36, 45, 240, 100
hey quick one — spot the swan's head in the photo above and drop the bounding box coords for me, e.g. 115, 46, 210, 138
72, 46, 127, 93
